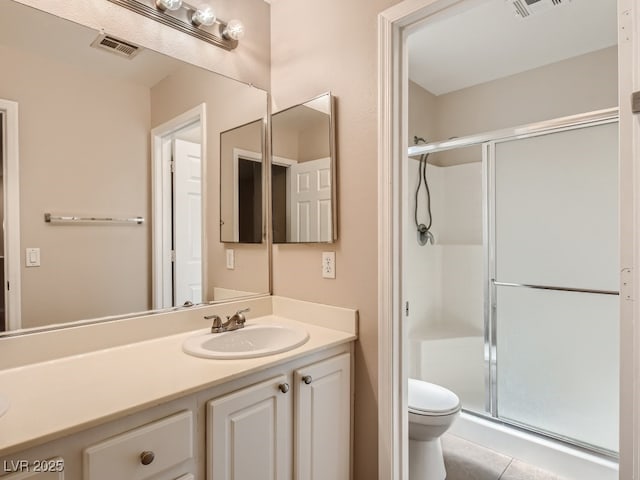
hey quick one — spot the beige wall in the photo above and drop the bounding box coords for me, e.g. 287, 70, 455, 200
0, 44, 150, 327
150, 64, 269, 299
411, 46, 618, 165
270, 1, 400, 478
273, 106, 331, 162
408, 80, 438, 146
14, 0, 271, 91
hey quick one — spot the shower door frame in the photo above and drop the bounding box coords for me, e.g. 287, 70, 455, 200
482, 111, 620, 456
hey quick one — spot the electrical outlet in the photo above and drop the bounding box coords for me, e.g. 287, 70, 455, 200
226, 249, 235, 270
322, 252, 336, 279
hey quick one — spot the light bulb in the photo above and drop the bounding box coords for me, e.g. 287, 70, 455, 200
155, 0, 182, 11
192, 7, 216, 27
223, 19, 245, 41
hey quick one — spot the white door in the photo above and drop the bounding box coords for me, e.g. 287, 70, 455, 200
288, 157, 332, 242
173, 139, 202, 306
207, 375, 293, 480
295, 353, 351, 480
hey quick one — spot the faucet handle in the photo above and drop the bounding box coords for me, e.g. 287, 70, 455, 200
204, 314, 223, 332
228, 307, 250, 326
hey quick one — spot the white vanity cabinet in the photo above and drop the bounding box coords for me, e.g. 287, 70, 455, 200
0, 466, 64, 480
0, 401, 198, 480
83, 411, 193, 480
207, 374, 293, 480
0, 344, 353, 480
206, 353, 352, 480
294, 353, 351, 480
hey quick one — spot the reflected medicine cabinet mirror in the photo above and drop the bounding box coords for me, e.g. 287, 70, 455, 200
271, 93, 337, 243
219, 119, 265, 243
0, 0, 270, 336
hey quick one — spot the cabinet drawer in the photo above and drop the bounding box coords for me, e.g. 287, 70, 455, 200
83, 411, 193, 480
1, 460, 64, 480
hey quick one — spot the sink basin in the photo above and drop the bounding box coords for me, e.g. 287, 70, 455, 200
182, 323, 309, 359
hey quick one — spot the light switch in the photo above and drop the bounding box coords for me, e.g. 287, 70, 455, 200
226, 249, 235, 270
26, 247, 40, 267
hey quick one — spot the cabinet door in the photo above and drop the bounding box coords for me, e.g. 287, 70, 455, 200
207, 375, 292, 480
295, 353, 351, 480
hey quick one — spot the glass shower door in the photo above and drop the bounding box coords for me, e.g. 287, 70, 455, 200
490, 122, 619, 454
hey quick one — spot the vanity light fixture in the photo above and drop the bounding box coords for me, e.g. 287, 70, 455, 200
155, 0, 182, 11
106, 0, 245, 50
191, 6, 216, 27
222, 19, 245, 41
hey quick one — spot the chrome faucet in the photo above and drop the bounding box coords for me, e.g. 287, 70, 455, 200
205, 308, 250, 333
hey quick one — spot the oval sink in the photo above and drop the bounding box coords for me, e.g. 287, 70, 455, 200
182, 323, 309, 359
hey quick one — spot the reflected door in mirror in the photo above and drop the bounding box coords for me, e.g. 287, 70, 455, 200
271, 93, 336, 243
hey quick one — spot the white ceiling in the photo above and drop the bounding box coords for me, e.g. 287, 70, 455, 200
408, 0, 618, 96
0, 1, 185, 88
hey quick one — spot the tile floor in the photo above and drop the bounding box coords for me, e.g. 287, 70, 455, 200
442, 434, 567, 480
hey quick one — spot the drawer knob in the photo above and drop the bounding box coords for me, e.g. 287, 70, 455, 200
302, 375, 313, 385
278, 383, 290, 393
140, 450, 155, 466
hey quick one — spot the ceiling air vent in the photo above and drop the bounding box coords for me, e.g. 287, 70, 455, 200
510, 0, 571, 18
90, 33, 141, 59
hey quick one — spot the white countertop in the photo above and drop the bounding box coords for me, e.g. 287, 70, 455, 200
0, 298, 357, 456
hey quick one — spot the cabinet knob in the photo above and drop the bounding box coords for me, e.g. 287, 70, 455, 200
302, 375, 313, 385
278, 383, 290, 393
140, 451, 155, 466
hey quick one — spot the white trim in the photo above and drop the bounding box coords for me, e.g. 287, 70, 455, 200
619, 0, 640, 477
0, 99, 21, 331
378, 2, 638, 480
151, 103, 206, 309
272, 155, 297, 167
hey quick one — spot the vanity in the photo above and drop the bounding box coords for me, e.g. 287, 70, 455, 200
0, 296, 357, 479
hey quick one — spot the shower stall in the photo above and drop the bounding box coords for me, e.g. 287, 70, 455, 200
407, 108, 619, 468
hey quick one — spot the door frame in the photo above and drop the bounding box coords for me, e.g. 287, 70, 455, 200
0, 99, 21, 331
151, 103, 206, 309
377, 1, 640, 479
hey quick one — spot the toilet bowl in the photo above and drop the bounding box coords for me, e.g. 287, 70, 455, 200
408, 378, 461, 480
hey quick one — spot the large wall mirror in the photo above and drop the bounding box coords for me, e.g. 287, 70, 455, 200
0, 0, 269, 335
271, 93, 337, 243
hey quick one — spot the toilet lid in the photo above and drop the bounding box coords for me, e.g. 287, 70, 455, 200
408, 378, 460, 415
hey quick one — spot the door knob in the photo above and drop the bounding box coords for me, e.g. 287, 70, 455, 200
279, 383, 290, 393
302, 375, 312, 385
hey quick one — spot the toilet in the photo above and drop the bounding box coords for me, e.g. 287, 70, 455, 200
408, 378, 461, 480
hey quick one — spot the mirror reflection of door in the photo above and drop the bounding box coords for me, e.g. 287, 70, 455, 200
152, 110, 204, 309
271, 93, 335, 243
173, 136, 202, 306
288, 157, 332, 242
